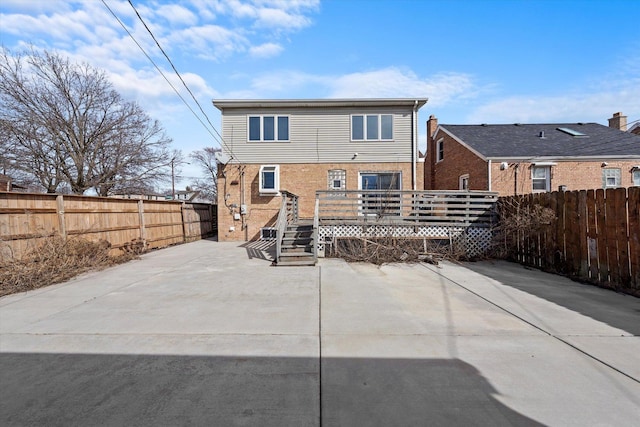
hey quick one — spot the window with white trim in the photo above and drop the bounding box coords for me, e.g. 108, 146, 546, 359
259, 165, 279, 195
532, 166, 551, 192
248, 115, 289, 142
436, 138, 444, 162
459, 174, 469, 190
351, 114, 393, 141
633, 170, 640, 186
602, 168, 621, 188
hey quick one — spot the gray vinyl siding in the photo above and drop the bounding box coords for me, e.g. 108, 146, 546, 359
220, 106, 414, 164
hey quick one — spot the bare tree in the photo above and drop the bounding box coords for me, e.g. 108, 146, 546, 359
189, 147, 220, 202
0, 47, 173, 195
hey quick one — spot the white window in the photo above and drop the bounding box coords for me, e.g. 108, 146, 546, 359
532, 166, 551, 192
459, 174, 469, 190
436, 138, 444, 162
351, 114, 393, 141
248, 115, 289, 142
259, 165, 279, 195
602, 168, 621, 188
633, 170, 640, 186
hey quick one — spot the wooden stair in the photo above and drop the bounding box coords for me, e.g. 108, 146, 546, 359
277, 222, 317, 266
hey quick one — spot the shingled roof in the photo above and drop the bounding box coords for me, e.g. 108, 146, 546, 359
439, 123, 640, 159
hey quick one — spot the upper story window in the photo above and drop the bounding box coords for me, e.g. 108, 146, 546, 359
436, 138, 444, 162
351, 114, 393, 141
248, 115, 289, 142
602, 168, 621, 188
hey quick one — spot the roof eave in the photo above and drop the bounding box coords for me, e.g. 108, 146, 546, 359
213, 98, 428, 110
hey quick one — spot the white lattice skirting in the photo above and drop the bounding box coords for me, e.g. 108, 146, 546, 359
318, 225, 492, 258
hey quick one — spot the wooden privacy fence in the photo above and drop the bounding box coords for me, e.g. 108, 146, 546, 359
0, 192, 217, 260
498, 187, 640, 294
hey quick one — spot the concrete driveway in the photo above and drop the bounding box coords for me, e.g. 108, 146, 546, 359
1, 239, 639, 426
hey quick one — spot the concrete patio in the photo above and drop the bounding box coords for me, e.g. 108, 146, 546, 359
1, 239, 638, 426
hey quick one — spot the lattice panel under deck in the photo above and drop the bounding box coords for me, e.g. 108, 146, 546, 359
318, 225, 492, 258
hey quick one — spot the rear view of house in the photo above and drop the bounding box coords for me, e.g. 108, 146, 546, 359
425, 115, 640, 196
214, 98, 427, 242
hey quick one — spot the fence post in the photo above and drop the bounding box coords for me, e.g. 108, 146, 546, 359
209, 204, 214, 236
56, 195, 67, 240
181, 202, 188, 243
138, 200, 147, 249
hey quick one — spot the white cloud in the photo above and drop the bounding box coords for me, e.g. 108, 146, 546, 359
0, 9, 97, 43
170, 25, 249, 60
468, 92, 640, 125
254, 7, 312, 30
328, 68, 478, 104
468, 77, 640, 125
155, 4, 198, 26
249, 42, 283, 58
237, 67, 486, 109
0, 0, 70, 14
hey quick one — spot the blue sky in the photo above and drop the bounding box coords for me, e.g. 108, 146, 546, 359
1, 0, 639, 186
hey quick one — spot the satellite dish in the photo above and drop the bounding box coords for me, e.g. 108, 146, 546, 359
214, 151, 231, 165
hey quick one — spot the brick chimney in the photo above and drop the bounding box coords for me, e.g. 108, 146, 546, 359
426, 115, 439, 189
427, 115, 438, 139
608, 112, 627, 131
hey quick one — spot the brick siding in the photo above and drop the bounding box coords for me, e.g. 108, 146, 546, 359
425, 124, 639, 196
218, 161, 420, 241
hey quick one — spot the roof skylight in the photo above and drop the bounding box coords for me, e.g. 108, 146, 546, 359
556, 127, 588, 137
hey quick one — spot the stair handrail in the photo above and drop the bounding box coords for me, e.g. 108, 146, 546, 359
313, 197, 319, 262
275, 191, 298, 263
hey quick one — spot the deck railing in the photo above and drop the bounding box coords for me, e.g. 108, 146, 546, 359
275, 191, 299, 263
316, 190, 498, 227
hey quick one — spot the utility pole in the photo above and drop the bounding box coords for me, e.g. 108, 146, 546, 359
171, 158, 175, 200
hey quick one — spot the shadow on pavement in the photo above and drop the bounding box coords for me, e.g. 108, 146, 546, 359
464, 260, 640, 335
0, 353, 543, 426
239, 240, 276, 262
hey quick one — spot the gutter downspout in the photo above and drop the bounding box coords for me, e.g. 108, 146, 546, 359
487, 160, 492, 191
412, 100, 418, 191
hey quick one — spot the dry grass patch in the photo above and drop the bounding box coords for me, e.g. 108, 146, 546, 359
0, 236, 138, 297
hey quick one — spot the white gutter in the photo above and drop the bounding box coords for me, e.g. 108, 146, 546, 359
488, 159, 492, 191
412, 100, 418, 191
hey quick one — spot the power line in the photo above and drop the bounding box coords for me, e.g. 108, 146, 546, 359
124, 0, 235, 158
100, 0, 233, 157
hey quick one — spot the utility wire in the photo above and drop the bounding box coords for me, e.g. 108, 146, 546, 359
125, 0, 235, 157
101, 0, 233, 157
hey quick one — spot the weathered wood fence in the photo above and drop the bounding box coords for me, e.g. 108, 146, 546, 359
499, 187, 639, 295
0, 192, 217, 260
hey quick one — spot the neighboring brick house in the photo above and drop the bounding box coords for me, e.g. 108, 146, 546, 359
213, 98, 427, 241
424, 116, 640, 196
0, 174, 26, 192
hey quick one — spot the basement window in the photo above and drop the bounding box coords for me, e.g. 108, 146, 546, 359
260, 227, 277, 240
